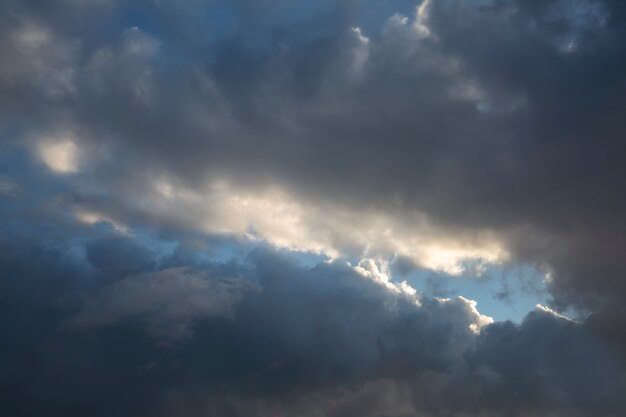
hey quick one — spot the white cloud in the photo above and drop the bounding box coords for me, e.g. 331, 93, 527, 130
535, 304, 574, 322
414, 0, 433, 39
459, 296, 494, 333
36, 137, 80, 174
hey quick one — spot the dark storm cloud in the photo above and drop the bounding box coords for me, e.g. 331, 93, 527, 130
1, 228, 625, 417
2, 0, 626, 416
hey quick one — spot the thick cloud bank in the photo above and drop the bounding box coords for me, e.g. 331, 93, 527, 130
1, 0, 626, 416
1, 230, 625, 417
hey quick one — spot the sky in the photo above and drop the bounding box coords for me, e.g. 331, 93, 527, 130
1, 0, 626, 416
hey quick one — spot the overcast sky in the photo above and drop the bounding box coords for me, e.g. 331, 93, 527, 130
1, 1, 626, 416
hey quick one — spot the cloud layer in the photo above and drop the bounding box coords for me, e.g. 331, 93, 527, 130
1, 0, 626, 416
1, 229, 624, 416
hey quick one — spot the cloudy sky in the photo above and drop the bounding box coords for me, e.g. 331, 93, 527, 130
1, 0, 626, 416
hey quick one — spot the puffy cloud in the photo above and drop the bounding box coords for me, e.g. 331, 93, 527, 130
0, 231, 624, 416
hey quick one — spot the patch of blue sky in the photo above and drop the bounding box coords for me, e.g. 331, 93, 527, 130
401, 263, 550, 323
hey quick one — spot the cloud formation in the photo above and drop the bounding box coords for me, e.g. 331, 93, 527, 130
67, 267, 246, 341
1, 230, 624, 416
1, 0, 626, 416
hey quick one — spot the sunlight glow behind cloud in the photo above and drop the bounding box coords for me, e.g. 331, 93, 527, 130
119, 178, 512, 276
36, 137, 80, 174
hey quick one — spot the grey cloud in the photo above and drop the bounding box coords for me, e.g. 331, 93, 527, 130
85, 235, 156, 276
0, 0, 623, 331
458, 308, 626, 416
68, 267, 246, 341
2, 231, 624, 416
0, 174, 20, 196
2, 0, 626, 415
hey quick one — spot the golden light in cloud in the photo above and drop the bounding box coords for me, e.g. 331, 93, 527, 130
396, 239, 508, 276
141, 178, 510, 277
37, 138, 79, 173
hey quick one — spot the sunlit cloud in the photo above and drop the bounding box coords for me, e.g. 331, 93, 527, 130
115, 177, 512, 276
36, 136, 80, 174
535, 304, 575, 322
414, 0, 433, 39
75, 208, 129, 234
350, 27, 370, 76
